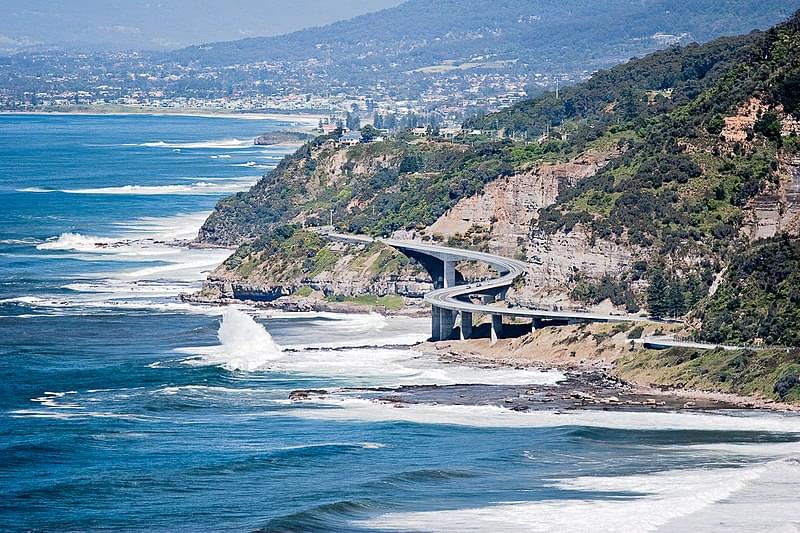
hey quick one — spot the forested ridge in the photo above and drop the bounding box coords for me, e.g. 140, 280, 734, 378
201, 11, 800, 346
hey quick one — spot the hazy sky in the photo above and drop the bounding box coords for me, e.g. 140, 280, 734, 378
0, 0, 404, 51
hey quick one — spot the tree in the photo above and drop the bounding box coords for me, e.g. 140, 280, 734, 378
345, 111, 361, 131
666, 281, 685, 318
706, 114, 725, 135
361, 124, 379, 142
399, 154, 421, 174
647, 266, 669, 319
754, 111, 782, 144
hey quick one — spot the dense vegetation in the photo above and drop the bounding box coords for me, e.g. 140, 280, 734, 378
696, 236, 800, 346
470, 12, 800, 334
220, 224, 420, 286
200, 132, 572, 244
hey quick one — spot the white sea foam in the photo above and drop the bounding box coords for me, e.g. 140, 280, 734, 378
16, 187, 54, 193
185, 308, 284, 372
154, 384, 263, 396
278, 347, 561, 386
0, 237, 43, 245
114, 212, 214, 241
8, 409, 153, 421
361, 460, 800, 533
59, 181, 256, 196
137, 138, 254, 149
0, 296, 53, 305
36, 232, 111, 252
179, 312, 559, 385
20, 211, 234, 315
660, 458, 800, 532
0, 294, 228, 315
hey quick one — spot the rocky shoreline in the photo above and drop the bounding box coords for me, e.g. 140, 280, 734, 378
422, 341, 800, 412
182, 288, 798, 410
287, 351, 798, 413
180, 291, 429, 317
286, 369, 742, 413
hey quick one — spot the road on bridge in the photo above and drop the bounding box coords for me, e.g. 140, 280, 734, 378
326, 232, 646, 342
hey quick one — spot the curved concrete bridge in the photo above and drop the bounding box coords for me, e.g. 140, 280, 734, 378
327, 232, 646, 342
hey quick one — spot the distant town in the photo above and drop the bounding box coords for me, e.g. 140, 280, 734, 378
0, 48, 589, 130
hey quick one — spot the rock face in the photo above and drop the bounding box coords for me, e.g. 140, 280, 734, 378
514, 227, 638, 307
424, 147, 632, 306
427, 149, 619, 257
743, 154, 800, 239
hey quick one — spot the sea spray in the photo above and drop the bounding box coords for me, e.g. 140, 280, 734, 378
214, 308, 283, 371
37, 232, 109, 252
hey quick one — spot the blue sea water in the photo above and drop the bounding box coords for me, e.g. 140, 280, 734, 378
1, 114, 799, 532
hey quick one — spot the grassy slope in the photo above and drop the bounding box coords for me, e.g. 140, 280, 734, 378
616, 346, 800, 403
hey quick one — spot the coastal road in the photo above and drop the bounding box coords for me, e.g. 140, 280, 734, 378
633, 336, 764, 352
326, 232, 647, 340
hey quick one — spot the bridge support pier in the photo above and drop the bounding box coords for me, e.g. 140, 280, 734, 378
490, 314, 503, 344
443, 260, 456, 288
460, 311, 473, 340
431, 305, 457, 341
439, 308, 456, 340
431, 305, 441, 341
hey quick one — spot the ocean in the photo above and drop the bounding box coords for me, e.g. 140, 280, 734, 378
1, 114, 798, 532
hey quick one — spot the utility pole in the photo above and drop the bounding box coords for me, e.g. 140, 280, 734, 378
555, 78, 559, 100
329, 208, 334, 228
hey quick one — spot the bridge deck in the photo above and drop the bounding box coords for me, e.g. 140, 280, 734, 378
329, 233, 647, 324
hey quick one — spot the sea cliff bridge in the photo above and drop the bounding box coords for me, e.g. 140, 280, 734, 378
327, 233, 647, 342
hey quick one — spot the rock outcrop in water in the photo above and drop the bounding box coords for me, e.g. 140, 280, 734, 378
253, 131, 314, 146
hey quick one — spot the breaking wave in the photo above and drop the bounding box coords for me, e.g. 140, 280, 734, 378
59, 181, 256, 195
187, 309, 284, 372
36, 232, 110, 252
16, 187, 54, 193
361, 461, 800, 532
137, 138, 253, 149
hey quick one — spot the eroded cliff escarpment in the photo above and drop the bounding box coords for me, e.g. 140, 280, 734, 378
420, 146, 638, 310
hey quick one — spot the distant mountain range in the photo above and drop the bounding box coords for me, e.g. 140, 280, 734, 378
166, 0, 797, 73
2, 0, 798, 113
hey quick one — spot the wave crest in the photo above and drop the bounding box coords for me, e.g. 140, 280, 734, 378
61, 181, 255, 196
36, 232, 109, 252
187, 309, 283, 372
138, 138, 253, 149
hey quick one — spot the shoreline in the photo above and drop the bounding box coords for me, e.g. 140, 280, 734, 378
187, 291, 800, 412
180, 291, 429, 317
422, 338, 800, 412
286, 343, 799, 414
